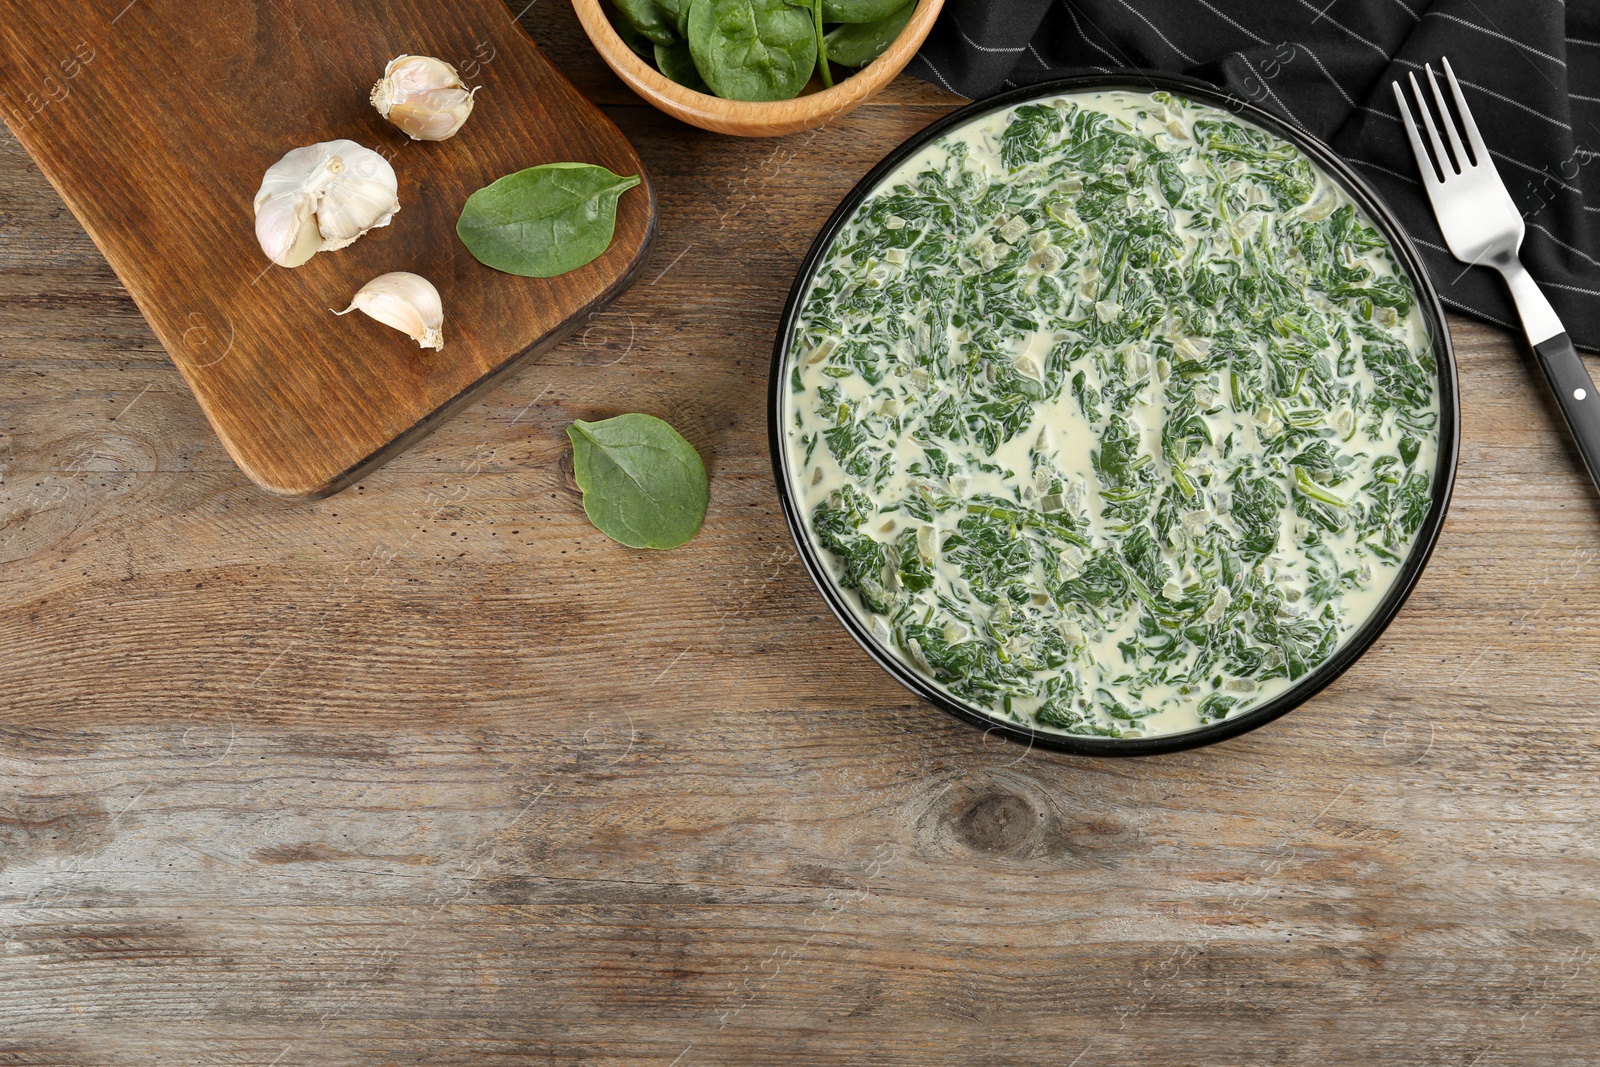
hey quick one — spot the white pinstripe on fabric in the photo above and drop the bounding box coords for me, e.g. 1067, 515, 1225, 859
1290, 0, 1389, 58
951, 16, 1027, 53
1188, 0, 1269, 46
1295, 42, 1359, 106
1528, 222, 1600, 269
1350, 156, 1423, 185
1186, 1, 1358, 110
1536, 278, 1600, 298
912, 53, 958, 94
1438, 293, 1519, 330
1489, 148, 1584, 194
1059, 0, 1134, 70
1116, 0, 1197, 63
1424, 11, 1565, 65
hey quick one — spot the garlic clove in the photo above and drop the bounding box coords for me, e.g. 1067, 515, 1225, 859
387, 89, 476, 140
252, 140, 399, 267
309, 141, 400, 248
254, 190, 323, 268
316, 177, 401, 249
334, 272, 444, 350
371, 54, 477, 141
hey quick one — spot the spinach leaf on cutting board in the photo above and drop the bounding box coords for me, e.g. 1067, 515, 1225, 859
689, 0, 817, 101
567, 414, 709, 550
456, 163, 641, 279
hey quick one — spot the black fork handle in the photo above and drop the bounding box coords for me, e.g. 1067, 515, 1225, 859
1532, 332, 1600, 492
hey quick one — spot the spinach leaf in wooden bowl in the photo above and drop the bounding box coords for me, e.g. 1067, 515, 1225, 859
601, 0, 920, 102
689, 0, 817, 101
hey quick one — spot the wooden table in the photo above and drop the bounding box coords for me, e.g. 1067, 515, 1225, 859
3, 5, 1598, 1064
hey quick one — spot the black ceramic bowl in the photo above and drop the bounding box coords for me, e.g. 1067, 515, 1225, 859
768, 74, 1460, 757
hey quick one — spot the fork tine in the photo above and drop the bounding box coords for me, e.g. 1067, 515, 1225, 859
1441, 56, 1487, 168
1394, 78, 1442, 188
1425, 62, 1470, 172
1408, 72, 1454, 177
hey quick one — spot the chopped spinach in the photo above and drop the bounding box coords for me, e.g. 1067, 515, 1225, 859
787, 90, 1438, 738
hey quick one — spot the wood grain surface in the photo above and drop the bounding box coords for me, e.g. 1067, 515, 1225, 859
0, 0, 655, 498
3, 3, 1600, 1065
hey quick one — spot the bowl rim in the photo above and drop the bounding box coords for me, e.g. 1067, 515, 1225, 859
571, 0, 946, 127
766, 72, 1462, 758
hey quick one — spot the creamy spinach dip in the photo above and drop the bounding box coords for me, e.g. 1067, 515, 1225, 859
783, 89, 1440, 739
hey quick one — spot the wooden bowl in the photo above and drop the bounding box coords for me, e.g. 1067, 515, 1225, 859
571, 0, 946, 137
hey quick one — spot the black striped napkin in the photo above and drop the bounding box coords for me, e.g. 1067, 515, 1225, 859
910, 0, 1600, 350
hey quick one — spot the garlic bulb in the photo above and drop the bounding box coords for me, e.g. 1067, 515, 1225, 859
371, 55, 477, 141
253, 140, 399, 267
334, 272, 444, 350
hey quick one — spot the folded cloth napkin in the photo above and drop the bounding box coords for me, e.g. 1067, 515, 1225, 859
910, 0, 1600, 349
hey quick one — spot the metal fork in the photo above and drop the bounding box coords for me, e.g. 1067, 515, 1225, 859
1394, 57, 1600, 491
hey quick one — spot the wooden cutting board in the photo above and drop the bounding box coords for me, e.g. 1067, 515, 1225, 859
0, 0, 655, 498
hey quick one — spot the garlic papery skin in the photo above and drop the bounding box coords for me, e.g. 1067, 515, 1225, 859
334, 272, 444, 350
252, 140, 400, 267
371, 55, 477, 141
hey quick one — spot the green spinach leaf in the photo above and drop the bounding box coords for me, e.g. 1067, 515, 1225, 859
606, 0, 659, 56
823, 0, 912, 65
613, 0, 681, 44
688, 0, 817, 102
456, 163, 641, 279
655, 38, 709, 90
655, 0, 692, 34
821, 0, 907, 22
567, 414, 709, 550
